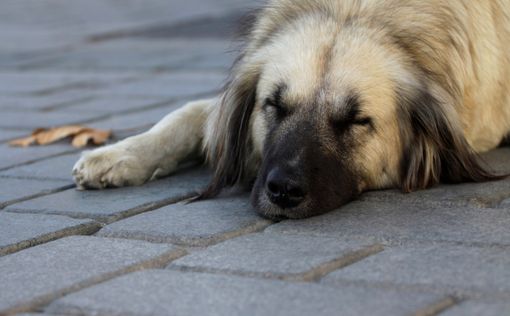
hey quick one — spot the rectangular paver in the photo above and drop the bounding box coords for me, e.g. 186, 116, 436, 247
58, 96, 169, 114
0, 153, 79, 181
45, 270, 445, 316
0, 236, 184, 315
0, 92, 92, 112
0, 110, 106, 130
440, 300, 510, 316
94, 72, 223, 98
170, 233, 381, 280
0, 144, 76, 170
98, 195, 272, 246
0, 177, 71, 208
88, 102, 185, 131
322, 243, 510, 296
0, 212, 101, 256
360, 179, 510, 209
6, 167, 210, 222
267, 201, 510, 246
0, 129, 25, 143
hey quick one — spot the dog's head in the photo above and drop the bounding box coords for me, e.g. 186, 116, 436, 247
203, 11, 500, 219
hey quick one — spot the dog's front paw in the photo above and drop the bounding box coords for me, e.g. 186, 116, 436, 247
72, 146, 154, 190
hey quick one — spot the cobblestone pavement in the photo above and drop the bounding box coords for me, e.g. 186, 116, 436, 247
1, 1, 510, 315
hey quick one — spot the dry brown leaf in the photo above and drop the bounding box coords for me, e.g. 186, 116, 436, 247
71, 129, 112, 148
8, 135, 37, 147
9, 125, 112, 148
35, 125, 86, 145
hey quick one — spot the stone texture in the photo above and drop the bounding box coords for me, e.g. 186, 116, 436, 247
480, 147, 510, 175
0, 236, 184, 315
0, 110, 106, 129
0, 129, 25, 143
59, 96, 168, 114
0, 91, 93, 111
171, 233, 380, 280
358, 148, 510, 209
360, 180, 510, 209
0, 153, 79, 181
441, 301, 510, 316
0, 212, 101, 256
98, 195, 272, 246
94, 72, 224, 98
0, 144, 77, 170
0, 177, 71, 208
45, 270, 444, 316
88, 102, 185, 131
267, 200, 510, 246
0, 73, 91, 94
33, 39, 229, 71
6, 167, 210, 222
322, 243, 510, 296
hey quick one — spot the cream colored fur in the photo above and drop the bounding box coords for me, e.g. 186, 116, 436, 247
73, 0, 510, 191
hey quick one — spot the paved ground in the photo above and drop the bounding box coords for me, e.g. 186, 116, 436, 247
0, 1, 510, 315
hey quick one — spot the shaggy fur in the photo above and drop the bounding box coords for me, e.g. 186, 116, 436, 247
73, 0, 510, 219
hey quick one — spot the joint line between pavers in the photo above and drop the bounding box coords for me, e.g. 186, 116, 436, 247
413, 296, 459, 316
0, 184, 75, 210
0, 149, 79, 172
170, 244, 385, 283
294, 244, 385, 282
0, 221, 103, 257
98, 220, 273, 248
2, 248, 187, 315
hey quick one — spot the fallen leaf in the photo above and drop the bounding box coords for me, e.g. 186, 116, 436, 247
8, 135, 37, 147
35, 125, 86, 145
9, 125, 112, 148
71, 129, 112, 148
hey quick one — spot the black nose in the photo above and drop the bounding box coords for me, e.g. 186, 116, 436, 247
265, 168, 306, 209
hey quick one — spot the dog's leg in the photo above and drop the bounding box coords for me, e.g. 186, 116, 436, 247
73, 98, 215, 189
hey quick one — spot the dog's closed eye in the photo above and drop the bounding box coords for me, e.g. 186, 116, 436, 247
330, 94, 374, 132
264, 85, 289, 120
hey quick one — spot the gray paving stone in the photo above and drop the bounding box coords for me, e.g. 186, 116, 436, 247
45, 269, 444, 316
440, 300, 510, 316
360, 179, 510, 209
88, 102, 185, 131
359, 148, 510, 208
0, 110, 107, 130
0, 71, 138, 95
58, 96, 168, 114
322, 243, 510, 296
98, 195, 272, 246
267, 201, 510, 246
0, 212, 101, 256
0, 73, 88, 94
0, 236, 184, 315
480, 147, 510, 175
0, 129, 25, 143
0, 91, 92, 111
0, 153, 80, 181
171, 233, 379, 280
6, 167, 210, 222
94, 72, 224, 98
0, 177, 71, 208
0, 144, 76, 170
33, 39, 221, 71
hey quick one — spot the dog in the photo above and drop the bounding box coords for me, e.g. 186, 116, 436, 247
73, 0, 510, 219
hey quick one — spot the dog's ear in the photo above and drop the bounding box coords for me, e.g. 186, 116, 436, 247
200, 62, 260, 199
399, 88, 502, 192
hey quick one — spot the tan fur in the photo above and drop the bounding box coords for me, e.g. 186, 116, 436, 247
74, 0, 509, 216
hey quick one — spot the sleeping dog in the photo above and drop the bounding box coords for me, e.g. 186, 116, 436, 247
73, 0, 510, 219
